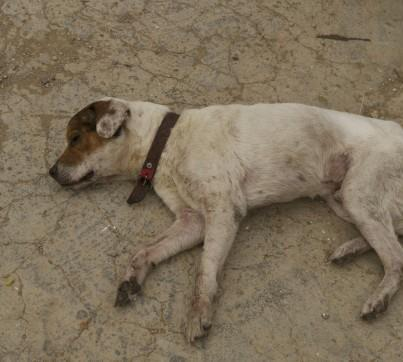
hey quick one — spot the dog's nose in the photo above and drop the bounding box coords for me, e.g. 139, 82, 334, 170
49, 164, 58, 179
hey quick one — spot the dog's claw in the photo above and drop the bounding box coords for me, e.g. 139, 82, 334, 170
329, 253, 353, 265
114, 278, 141, 307
361, 310, 377, 321
329, 246, 356, 265
360, 294, 389, 320
186, 302, 213, 342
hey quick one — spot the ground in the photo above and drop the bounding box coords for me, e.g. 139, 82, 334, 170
1, 0, 403, 361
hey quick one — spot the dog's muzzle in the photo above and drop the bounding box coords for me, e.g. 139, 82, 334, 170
49, 163, 94, 186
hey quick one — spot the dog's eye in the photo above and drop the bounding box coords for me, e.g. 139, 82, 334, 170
113, 126, 123, 138
70, 134, 81, 146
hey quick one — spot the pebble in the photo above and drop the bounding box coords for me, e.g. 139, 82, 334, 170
321, 312, 330, 320
52, 56, 58, 61
76, 309, 89, 320
370, 110, 379, 118
4, 276, 15, 286
3, 75, 8, 79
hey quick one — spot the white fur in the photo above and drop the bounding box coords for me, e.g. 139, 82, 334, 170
55, 98, 403, 341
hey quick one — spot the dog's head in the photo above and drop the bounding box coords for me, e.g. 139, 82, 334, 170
49, 98, 132, 187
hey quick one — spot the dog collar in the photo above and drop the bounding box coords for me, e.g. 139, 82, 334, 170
127, 112, 180, 204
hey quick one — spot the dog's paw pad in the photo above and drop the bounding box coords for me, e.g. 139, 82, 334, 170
361, 310, 377, 321
329, 253, 352, 265
185, 306, 212, 342
114, 278, 141, 307
328, 245, 358, 265
360, 295, 389, 320
186, 315, 208, 343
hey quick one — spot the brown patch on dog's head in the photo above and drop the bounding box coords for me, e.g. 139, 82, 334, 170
59, 101, 112, 167
49, 99, 129, 186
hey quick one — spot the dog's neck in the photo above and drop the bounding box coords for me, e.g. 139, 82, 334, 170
123, 101, 172, 177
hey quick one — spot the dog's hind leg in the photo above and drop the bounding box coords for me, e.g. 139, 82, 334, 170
325, 195, 372, 263
115, 208, 204, 307
324, 194, 353, 223
329, 236, 371, 264
342, 193, 403, 319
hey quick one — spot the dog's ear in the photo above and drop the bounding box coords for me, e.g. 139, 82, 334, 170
92, 100, 130, 138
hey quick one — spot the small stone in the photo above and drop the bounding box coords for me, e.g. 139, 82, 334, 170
52, 56, 58, 61
370, 110, 379, 118
4, 275, 15, 287
321, 312, 330, 320
392, 88, 397, 92
76, 309, 89, 320
245, 225, 250, 231
4, 275, 15, 286
79, 319, 90, 331
3, 75, 8, 79
40, 77, 52, 86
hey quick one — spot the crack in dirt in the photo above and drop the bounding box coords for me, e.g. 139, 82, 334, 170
317, 34, 371, 42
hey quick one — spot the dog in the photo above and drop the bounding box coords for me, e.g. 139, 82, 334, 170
49, 97, 403, 342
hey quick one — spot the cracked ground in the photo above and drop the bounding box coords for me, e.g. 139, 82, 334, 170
1, 0, 403, 361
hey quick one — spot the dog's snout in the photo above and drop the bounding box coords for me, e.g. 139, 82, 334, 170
49, 164, 58, 179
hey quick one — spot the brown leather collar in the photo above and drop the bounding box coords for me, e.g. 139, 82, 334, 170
127, 112, 180, 204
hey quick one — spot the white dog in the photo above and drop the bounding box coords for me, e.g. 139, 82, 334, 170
49, 97, 403, 342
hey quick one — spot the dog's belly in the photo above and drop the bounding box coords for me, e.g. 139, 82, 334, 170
244, 169, 324, 208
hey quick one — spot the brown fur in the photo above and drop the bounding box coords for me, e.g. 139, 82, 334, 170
59, 101, 113, 166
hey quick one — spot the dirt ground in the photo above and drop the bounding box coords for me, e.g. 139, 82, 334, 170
1, 0, 403, 361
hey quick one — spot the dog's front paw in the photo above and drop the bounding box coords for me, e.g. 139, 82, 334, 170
185, 299, 213, 343
114, 277, 141, 307
360, 294, 390, 320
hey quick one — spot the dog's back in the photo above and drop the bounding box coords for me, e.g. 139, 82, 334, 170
170, 103, 403, 207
